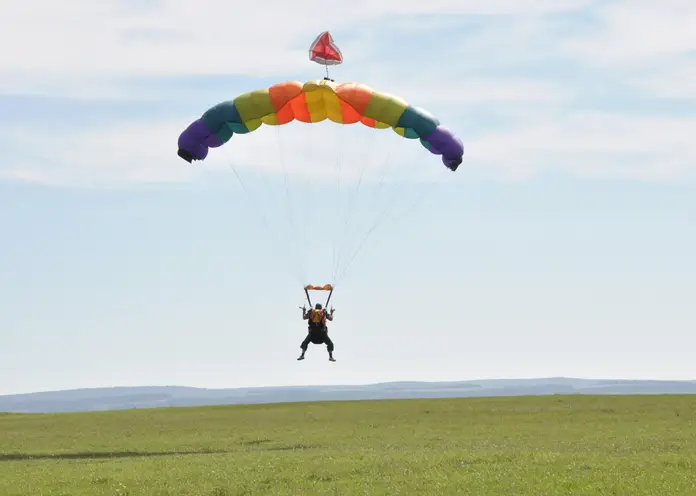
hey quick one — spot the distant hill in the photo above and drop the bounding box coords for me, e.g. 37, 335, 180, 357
2, 378, 695, 413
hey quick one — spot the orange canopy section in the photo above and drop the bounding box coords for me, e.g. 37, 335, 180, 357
305, 284, 333, 291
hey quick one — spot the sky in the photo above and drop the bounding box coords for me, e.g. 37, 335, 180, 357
1, 0, 695, 395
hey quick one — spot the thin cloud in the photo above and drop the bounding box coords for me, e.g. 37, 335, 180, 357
630, 63, 696, 100
466, 112, 696, 181
559, 1, 696, 65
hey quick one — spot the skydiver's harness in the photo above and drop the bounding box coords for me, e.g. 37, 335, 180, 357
308, 309, 327, 329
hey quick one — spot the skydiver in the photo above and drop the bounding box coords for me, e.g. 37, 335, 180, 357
297, 303, 336, 361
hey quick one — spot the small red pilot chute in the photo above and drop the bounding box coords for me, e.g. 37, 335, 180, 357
309, 31, 343, 79
309, 31, 343, 65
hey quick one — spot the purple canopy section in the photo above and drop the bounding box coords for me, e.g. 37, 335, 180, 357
177, 119, 222, 162
422, 125, 464, 170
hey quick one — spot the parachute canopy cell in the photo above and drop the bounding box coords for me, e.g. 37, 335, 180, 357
309, 31, 343, 66
177, 79, 464, 170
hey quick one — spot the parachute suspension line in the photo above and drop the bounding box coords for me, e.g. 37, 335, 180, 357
304, 121, 322, 284
331, 129, 379, 282
297, 124, 314, 285
338, 142, 393, 252
330, 123, 346, 284
306, 121, 324, 282
364, 133, 404, 210
221, 150, 305, 287
334, 170, 409, 286
374, 172, 445, 235
360, 149, 391, 212
237, 129, 305, 284
376, 139, 448, 230
364, 136, 430, 225
342, 171, 447, 286
334, 136, 436, 285
332, 131, 399, 282
274, 125, 307, 283
337, 144, 394, 268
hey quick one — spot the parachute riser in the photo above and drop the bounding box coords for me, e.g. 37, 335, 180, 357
303, 285, 334, 309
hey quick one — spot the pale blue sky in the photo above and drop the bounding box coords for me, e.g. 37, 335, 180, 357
1, 0, 695, 395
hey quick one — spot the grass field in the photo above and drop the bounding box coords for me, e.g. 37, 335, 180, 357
1, 394, 696, 495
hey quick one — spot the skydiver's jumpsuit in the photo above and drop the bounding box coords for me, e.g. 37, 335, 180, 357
301, 309, 334, 353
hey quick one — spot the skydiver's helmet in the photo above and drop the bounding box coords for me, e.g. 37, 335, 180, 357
315, 303, 322, 310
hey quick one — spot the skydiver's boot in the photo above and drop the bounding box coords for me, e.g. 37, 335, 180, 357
297, 351, 305, 360
328, 351, 336, 362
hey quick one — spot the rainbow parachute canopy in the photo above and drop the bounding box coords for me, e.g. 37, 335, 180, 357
177, 79, 464, 170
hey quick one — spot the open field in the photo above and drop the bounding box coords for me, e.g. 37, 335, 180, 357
2, 394, 696, 495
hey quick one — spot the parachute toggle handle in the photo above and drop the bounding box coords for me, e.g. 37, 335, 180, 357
304, 284, 334, 309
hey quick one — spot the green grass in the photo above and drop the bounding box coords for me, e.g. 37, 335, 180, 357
2, 395, 696, 495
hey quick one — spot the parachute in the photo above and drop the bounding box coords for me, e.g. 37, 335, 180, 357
309, 31, 343, 67
177, 79, 463, 170
175, 31, 464, 294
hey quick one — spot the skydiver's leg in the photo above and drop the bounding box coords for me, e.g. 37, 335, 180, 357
324, 333, 335, 361
298, 333, 312, 360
